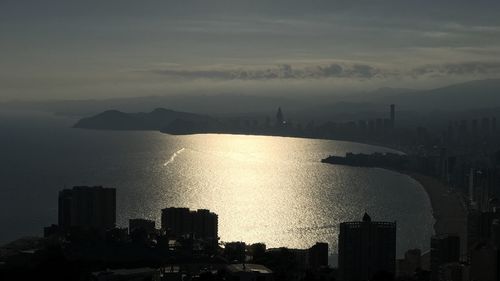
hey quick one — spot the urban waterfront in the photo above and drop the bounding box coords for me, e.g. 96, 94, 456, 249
0, 112, 434, 256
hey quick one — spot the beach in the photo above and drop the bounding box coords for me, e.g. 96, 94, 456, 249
406, 173, 468, 256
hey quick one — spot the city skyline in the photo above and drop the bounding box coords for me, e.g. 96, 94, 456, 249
2, 1, 500, 281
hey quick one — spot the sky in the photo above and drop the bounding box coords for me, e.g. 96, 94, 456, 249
1, 0, 500, 101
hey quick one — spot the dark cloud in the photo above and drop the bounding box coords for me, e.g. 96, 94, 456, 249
147, 63, 384, 81
412, 62, 500, 77
147, 61, 500, 81
2, 0, 500, 101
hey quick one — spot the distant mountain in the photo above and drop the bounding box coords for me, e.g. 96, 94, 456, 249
73, 108, 219, 133
367, 87, 418, 98
3, 94, 304, 117
72, 79, 500, 134
375, 79, 500, 111
5, 78, 500, 121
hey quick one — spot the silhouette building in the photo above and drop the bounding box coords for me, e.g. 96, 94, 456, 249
225, 264, 274, 281
390, 104, 396, 129
308, 242, 329, 269
338, 213, 396, 281
129, 218, 156, 235
470, 243, 500, 281
161, 207, 218, 241
430, 234, 460, 281
58, 186, 116, 230
467, 209, 500, 251
482, 117, 491, 135
276, 107, 285, 127
397, 249, 422, 278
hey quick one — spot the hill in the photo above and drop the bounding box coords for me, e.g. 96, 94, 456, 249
375, 79, 500, 111
73, 108, 220, 134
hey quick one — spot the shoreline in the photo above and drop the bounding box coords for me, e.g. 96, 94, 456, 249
401, 172, 468, 256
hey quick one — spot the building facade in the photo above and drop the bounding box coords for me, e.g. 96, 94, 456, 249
338, 213, 396, 281
308, 242, 329, 270
161, 207, 218, 241
58, 186, 116, 230
129, 218, 156, 234
430, 234, 460, 281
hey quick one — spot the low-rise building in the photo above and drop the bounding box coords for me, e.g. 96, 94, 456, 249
226, 263, 274, 281
91, 268, 160, 281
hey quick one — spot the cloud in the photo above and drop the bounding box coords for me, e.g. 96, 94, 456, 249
147, 62, 385, 81
145, 61, 500, 82
411, 62, 500, 77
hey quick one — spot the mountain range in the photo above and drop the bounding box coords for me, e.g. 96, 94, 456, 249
3, 78, 500, 121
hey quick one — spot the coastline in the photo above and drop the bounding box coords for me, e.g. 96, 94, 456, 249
74, 124, 468, 244
402, 172, 468, 256
316, 139, 468, 253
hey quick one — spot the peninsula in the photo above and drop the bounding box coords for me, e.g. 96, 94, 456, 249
321, 152, 409, 169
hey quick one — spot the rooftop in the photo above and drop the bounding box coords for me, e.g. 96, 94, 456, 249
92, 267, 158, 277
226, 264, 273, 274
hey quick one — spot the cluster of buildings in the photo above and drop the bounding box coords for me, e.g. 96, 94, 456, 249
4, 184, 500, 281
203, 104, 400, 141
5, 103, 500, 280
403, 116, 500, 281
312, 103, 500, 281
15, 186, 330, 281
0, 185, 392, 281
304, 104, 398, 142
329, 106, 500, 281
207, 104, 397, 138
340, 213, 500, 281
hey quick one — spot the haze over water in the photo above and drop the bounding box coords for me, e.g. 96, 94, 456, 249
0, 111, 434, 256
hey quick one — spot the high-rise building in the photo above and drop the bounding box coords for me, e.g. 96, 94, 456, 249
430, 234, 460, 281
472, 119, 479, 134
390, 104, 396, 129
58, 186, 116, 230
482, 117, 491, 135
161, 207, 218, 241
439, 262, 467, 281
276, 107, 285, 127
492, 219, 500, 248
459, 120, 468, 136
338, 213, 396, 281
470, 244, 500, 281
383, 118, 391, 129
161, 207, 191, 236
397, 249, 422, 278
467, 210, 500, 251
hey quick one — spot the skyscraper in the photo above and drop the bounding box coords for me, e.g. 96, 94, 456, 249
338, 213, 396, 281
482, 117, 491, 135
430, 234, 460, 281
58, 186, 116, 230
470, 243, 500, 281
276, 107, 284, 127
390, 104, 396, 129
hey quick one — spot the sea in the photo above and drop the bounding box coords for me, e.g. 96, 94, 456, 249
0, 110, 434, 260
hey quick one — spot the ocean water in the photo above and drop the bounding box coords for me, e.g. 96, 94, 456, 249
0, 110, 434, 257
